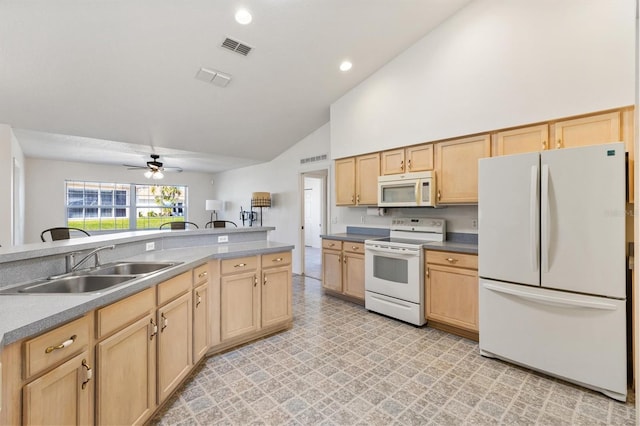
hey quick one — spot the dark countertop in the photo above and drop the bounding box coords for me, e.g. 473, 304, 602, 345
423, 241, 478, 255
320, 233, 386, 243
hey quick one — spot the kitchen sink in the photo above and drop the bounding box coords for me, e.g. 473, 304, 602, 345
1, 275, 137, 294
84, 261, 179, 276
0, 261, 182, 294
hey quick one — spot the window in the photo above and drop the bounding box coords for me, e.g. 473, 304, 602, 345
65, 181, 188, 231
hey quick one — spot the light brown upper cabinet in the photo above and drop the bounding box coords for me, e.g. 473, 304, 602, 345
553, 111, 621, 149
435, 134, 490, 204
381, 143, 434, 175
335, 153, 380, 206
335, 157, 356, 205
494, 124, 549, 156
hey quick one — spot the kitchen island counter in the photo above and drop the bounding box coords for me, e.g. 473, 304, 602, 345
0, 239, 293, 347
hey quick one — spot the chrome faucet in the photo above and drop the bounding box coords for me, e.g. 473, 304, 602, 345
66, 245, 115, 273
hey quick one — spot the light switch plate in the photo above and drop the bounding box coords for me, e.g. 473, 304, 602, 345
218, 235, 229, 243
146, 242, 155, 251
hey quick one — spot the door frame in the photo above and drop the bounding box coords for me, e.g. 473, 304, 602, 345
299, 169, 328, 277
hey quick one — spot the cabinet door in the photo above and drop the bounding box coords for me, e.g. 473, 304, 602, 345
426, 264, 478, 332
495, 124, 549, 156
335, 157, 356, 205
262, 265, 292, 328
406, 143, 433, 172
97, 315, 156, 426
322, 249, 343, 293
220, 271, 260, 341
381, 149, 405, 175
355, 153, 380, 205
193, 282, 209, 364
23, 351, 92, 426
435, 134, 490, 204
554, 111, 621, 149
157, 292, 192, 404
343, 252, 365, 300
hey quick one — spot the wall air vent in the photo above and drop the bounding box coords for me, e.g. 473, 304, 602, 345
221, 37, 253, 56
300, 154, 328, 165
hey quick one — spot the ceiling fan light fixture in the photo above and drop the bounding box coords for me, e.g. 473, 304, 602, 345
144, 170, 153, 179
152, 170, 164, 180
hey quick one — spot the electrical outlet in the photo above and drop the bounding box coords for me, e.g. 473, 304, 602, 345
145, 242, 155, 251
471, 219, 478, 229
332, 216, 338, 224
218, 235, 229, 243
360, 216, 365, 224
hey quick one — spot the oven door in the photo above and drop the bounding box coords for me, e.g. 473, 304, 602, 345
364, 244, 423, 303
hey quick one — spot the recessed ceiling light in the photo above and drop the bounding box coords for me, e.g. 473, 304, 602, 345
339, 61, 352, 72
235, 9, 252, 25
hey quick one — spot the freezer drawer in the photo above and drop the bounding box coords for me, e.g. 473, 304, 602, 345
479, 279, 627, 401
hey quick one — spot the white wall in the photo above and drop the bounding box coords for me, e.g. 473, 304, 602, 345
24, 157, 216, 243
330, 0, 636, 159
212, 124, 331, 274
0, 125, 25, 247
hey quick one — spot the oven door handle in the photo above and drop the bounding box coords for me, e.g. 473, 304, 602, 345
365, 246, 420, 257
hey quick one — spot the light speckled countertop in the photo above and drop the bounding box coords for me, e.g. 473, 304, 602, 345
0, 240, 293, 347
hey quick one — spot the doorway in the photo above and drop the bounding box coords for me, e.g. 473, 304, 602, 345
300, 170, 328, 280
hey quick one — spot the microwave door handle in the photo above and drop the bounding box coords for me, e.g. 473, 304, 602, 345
415, 181, 420, 205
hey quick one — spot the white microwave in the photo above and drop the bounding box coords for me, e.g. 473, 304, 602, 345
377, 171, 436, 207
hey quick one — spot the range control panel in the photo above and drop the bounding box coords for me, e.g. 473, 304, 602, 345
390, 217, 446, 233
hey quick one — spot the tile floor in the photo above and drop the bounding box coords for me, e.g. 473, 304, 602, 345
303, 246, 322, 280
153, 275, 636, 425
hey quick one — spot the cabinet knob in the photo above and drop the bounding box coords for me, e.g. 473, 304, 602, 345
356, 194, 360, 204
400, 160, 404, 170
45, 335, 76, 354
328, 243, 335, 247
195, 291, 202, 308
351, 195, 355, 203
556, 139, 562, 149
272, 257, 284, 262
407, 159, 412, 170
81, 359, 92, 390
254, 275, 258, 287
352, 246, 358, 251
446, 257, 458, 264
542, 140, 547, 149
234, 263, 247, 268
198, 271, 208, 278
437, 190, 441, 200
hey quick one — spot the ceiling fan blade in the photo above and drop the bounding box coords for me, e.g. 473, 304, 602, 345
124, 164, 147, 169
163, 167, 183, 172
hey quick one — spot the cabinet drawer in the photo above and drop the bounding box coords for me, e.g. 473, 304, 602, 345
262, 252, 291, 268
322, 239, 342, 250
426, 251, 478, 270
343, 242, 364, 254
221, 256, 258, 275
24, 315, 91, 379
96, 287, 155, 339
193, 263, 209, 285
158, 271, 192, 305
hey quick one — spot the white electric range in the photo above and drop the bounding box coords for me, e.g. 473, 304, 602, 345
364, 218, 445, 325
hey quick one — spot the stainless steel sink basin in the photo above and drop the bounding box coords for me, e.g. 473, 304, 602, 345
0, 261, 182, 294
2, 275, 137, 294
86, 261, 178, 276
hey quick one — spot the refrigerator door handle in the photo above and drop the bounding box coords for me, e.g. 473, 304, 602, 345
482, 282, 618, 311
541, 164, 550, 272
529, 165, 539, 272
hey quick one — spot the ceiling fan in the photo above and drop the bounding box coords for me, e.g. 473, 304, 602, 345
124, 154, 183, 179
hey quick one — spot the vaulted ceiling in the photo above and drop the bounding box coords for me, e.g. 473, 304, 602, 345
0, 0, 473, 172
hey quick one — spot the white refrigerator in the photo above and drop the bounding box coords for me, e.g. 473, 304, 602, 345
478, 142, 627, 401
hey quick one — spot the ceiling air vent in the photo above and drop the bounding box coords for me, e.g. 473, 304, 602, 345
221, 37, 253, 56
300, 154, 328, 165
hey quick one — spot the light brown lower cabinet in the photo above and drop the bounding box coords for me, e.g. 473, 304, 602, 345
425, 250, 479, 341
0, 253, 292, 425
219, 252, 293, 343
321, 239, 365, 302
23, 350, 92, 426
96, 314, 156, 426
157, 291, 192, 404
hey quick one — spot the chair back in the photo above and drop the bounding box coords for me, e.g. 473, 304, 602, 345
205, 220, 237, 228
41, 227, 90, 242
160, 221, 199, 230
